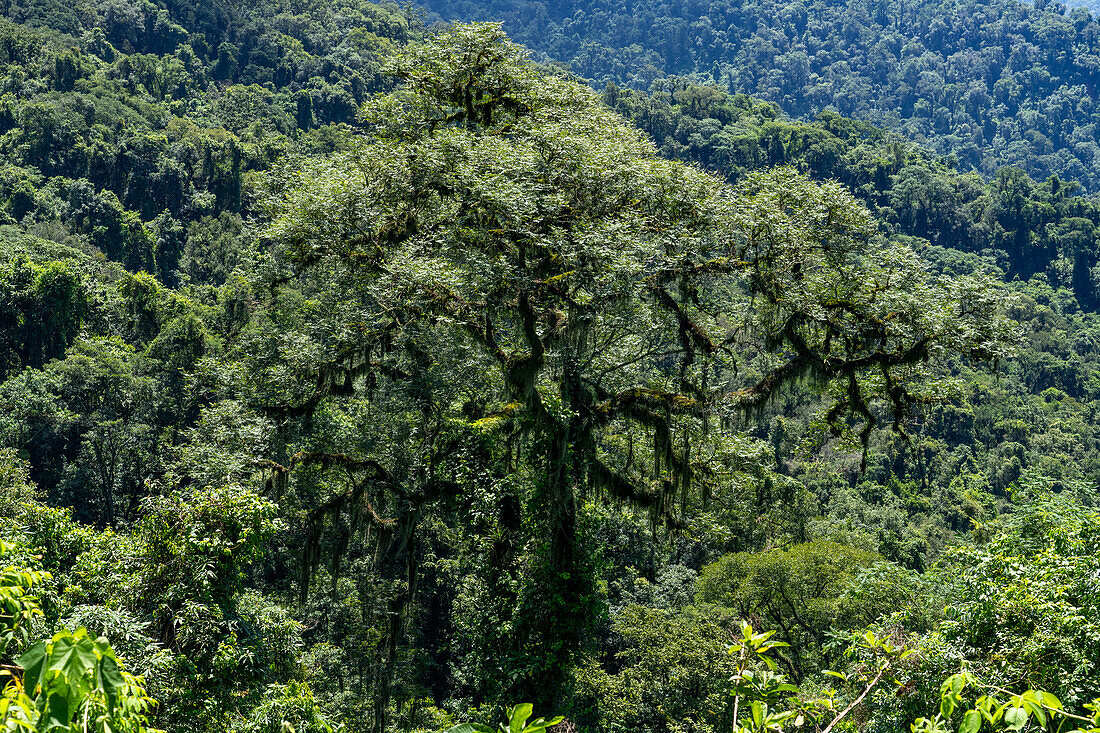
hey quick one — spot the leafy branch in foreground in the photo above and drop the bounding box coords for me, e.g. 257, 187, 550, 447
0, 540, 47, 661
728, 622, 913, 733
445, 703, 563, 733
913, 671, 1100, 733
0, 541, 159, 733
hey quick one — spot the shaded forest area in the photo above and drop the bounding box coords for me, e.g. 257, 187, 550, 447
0, 0, 1099, 731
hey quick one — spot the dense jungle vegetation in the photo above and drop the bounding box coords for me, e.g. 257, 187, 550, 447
1, 0, 1100, 731
420, 0, 1100, 193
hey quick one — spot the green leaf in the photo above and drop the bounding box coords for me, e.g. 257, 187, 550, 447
523, 718, 564, 733
1021, 701, 1046, 728
509, 704, 533, 733
751, 701, 764, 729
1003, 707, 1028, 731
446, 725, 494, 733
45, 692, 71, 730
48, 630, 99, 685
1035, 691, 1063, 711
15, 640, 47, 693
976, 696, 998, 726
959, 710, 981, 733
98, 653, 125, 697
939, 673, 969, 720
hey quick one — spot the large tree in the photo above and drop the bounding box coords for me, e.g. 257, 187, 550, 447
257, 22, 1013, 714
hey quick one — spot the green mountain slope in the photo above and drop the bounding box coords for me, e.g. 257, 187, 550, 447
418, 0, 1100, 191
0, 0, 416, 284
603, 80, 1100, 307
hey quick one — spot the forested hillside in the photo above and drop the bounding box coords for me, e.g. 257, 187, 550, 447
602, 80, 1100, 308
419, 0, 1100, 192
0, 0, 1100, 732
1069, 0, 1100, 13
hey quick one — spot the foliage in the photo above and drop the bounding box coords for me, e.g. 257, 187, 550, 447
444, 704, 563, 733
261, 18, 1009, 720
698, 542, 887, 680
9, 628, 159, 733
0, 541, 46, 660
0, 542, 158, 733
0, 2, 1095, 732
725, 622, 914, 733
930, 497, 1100, 708
421, 0, 1100, 193
912, 671, 1100, 733
228, 682, 337, 733
602, 83, 1100, 310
